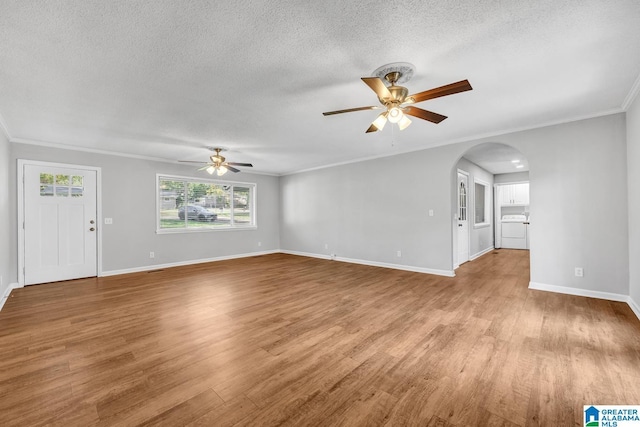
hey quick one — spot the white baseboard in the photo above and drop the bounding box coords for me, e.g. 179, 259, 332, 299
628, 296, 640, 321
0, 282, 21, 312
529, 281, 640, 322
280, 250, 455, 277
528, 281, 628, 302
279, 250, 332, 261
470, 246, 495, 261
101, 250, 280, 277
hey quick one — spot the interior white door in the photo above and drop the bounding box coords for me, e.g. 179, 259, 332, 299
457, 172, 469, 265
24, 164, 97, 285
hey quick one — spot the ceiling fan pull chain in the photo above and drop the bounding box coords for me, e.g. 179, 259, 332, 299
391, 121, 396, 147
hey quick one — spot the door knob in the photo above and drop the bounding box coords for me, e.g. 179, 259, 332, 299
90, 220, 95, 224
89, 227, 95, 231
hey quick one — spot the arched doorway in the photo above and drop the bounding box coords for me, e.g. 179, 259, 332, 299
452, 142, 530, 270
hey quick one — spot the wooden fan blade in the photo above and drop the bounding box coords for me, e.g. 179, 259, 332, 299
323, 106, 380, 116
406, 80, 472, 104
361, 77, 392, 100
226, 162, 253, 167
179, 160, 208, 164
403, 106, 448, 124
366, 123, 379, 133
225, 165, 241, 173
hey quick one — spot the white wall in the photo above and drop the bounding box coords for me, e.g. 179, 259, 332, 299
456, 157, 494, 259
281, 113, 629, 296
503, 114, 628, 295
494, 171, 529, 184
280, 145, 463, 275
10, 143, 280, 276
627, 93, 640, 308
0, 130, 12, 300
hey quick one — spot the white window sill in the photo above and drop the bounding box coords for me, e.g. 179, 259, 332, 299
157, 226, 257, 234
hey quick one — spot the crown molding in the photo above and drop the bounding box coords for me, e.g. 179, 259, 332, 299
622, 71, 640, 111
10, 137, 279, 177
0, 112, 12, 141
282, 108, 624, 176
7, 106, 625, 178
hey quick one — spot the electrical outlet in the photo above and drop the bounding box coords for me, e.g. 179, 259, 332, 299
324, 243, 329, 249
397, 250, 402, 258
575, 267, 583, 277
258, 241, 262, 247
150, 252, 155, 259
428, 209, 434, 217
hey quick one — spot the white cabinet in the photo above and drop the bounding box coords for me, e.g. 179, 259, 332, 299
500, 183, 529, 206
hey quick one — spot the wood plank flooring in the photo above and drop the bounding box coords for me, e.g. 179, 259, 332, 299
0, 250, 639, 426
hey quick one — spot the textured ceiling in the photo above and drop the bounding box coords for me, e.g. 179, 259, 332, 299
1, 0, 639, 175
463, 143, 529, 175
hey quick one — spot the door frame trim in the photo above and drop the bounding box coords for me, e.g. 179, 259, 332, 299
455, 169, 470, 268
17, 159, 103, 286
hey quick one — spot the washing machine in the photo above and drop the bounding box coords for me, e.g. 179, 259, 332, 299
501, 214, 528, 249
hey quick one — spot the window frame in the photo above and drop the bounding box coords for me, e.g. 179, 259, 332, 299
156, 174, 257, 234
473, 178, 491, 228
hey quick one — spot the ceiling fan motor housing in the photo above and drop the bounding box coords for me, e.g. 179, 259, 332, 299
210, 154, 224, 164
381, 85, 409, 105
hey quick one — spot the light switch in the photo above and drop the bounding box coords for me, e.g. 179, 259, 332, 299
104, 218, 113, 224
429, 210, 434, 217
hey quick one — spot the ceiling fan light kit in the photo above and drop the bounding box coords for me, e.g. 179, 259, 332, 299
323, 62, 472, 133
397, 115, 412, 130
372, 112, 388, 131
387, 106, 403, 123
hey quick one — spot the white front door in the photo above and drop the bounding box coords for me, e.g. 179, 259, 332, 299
457, 171, 469, 265
23, 164, 98, 285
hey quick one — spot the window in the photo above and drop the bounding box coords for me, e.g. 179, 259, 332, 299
474, 179, 490, 227
40, 173, 84, 197
157, 175, 256, 232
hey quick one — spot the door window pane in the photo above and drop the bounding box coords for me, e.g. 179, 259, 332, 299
71, 176, 84, 197
459, 182, 467, 221
40, 174, 54, 196
40, 173, 54, 184
40, 185, 54, 196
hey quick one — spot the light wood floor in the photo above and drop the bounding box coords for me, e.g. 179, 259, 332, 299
1, 250, 639, 426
